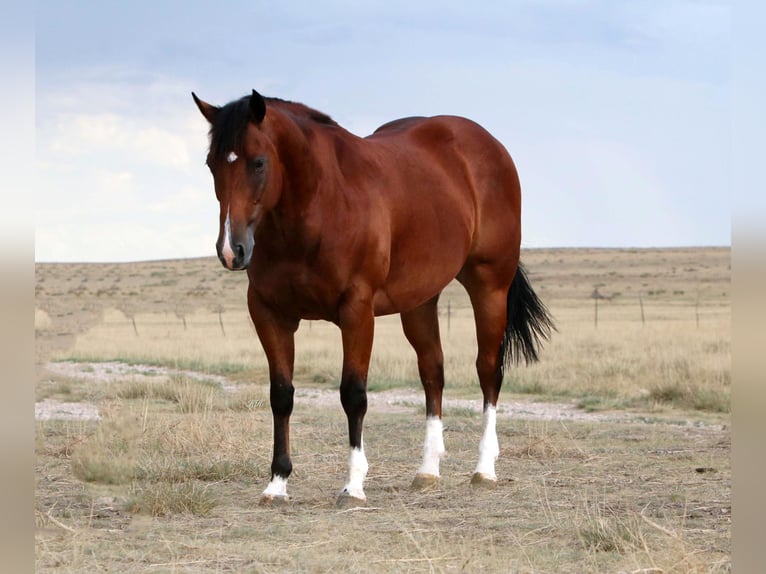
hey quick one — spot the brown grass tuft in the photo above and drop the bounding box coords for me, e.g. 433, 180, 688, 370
127, 481, 217, 517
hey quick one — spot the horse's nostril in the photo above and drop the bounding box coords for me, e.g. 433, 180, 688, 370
235, 243, 245, 260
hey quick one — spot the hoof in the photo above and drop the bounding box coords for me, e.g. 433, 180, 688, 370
259, 494, 290, 506
336, 493, 366, 509
411, 474, 439, 491
470, 473, 498, 489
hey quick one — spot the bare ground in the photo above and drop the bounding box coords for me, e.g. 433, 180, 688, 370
34, 249, 731, 572
37, 360, 703, 426
34, 392, 731, 573
34, 361, 730, 572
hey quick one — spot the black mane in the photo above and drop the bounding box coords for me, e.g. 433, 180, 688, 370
209, 94, 338, 160
266, 97, 338, 127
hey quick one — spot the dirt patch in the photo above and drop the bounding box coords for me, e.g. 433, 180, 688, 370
36, 361, 239, 422
298, 386, 632, 422
38, 361, 692, 426
42, 360, 236, 391
35, 399, 102, 421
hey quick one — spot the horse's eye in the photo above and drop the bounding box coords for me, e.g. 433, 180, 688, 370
250, 156, 267, 174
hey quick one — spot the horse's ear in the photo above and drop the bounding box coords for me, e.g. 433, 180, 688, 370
249, 89, 266, 124
192, 92, 219, 124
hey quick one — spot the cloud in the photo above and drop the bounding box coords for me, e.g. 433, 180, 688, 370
47, 112, 191, 169
146, 186, 213, 215
35, 74, 217, 261
36, 219, 217, 263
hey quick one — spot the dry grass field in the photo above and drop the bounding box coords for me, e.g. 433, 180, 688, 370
35, 247, 730, 573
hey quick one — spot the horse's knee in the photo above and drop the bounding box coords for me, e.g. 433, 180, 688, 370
340, 376, 367, 417
270, 377, 294, 416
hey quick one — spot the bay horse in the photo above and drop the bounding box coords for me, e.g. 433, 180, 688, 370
193, 90, 553, 506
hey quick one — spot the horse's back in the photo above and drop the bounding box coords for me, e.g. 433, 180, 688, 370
369, 114, 507, 154
371, 114, 521, 266
368, 115, 519, 206
369, 116, 428, 136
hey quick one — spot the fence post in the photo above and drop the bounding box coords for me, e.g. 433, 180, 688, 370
639, 293, 645, 326
218, 310, 226, 337
695, 293, 700, 329
210, 305, 227, 337
594, 295, 598, 328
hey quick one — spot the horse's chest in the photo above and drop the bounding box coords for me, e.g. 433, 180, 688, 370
253, 265, 342, 321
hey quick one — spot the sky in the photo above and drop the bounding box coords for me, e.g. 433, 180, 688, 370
34, 0, 731, 262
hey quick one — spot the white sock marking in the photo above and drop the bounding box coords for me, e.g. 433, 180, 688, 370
262, 475, 288, 498
474, 405, 499, 479
340, 443, 368, 499
417, 416, 445, 477
221, 207, 234, 268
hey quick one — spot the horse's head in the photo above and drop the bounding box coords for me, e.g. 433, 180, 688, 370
193, 90, 283, 270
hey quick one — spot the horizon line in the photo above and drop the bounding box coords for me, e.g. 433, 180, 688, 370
35, 244, 732, 265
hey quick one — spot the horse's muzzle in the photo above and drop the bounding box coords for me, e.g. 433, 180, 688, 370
216, 234, 253, 271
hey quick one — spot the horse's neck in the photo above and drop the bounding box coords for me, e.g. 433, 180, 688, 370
273, 115, 357, 221
270, 115, 322, 216
262, 117, 330, 252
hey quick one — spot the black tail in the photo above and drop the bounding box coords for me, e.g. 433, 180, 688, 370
500, 262, 555, 374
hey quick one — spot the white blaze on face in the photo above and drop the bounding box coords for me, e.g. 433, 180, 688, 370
340, 441, 368, 500
474, 405, 499, 479
221, 207, 235, 268
417, 416, 445, 477
226, 151, 238, 163
262, 475, 288, 498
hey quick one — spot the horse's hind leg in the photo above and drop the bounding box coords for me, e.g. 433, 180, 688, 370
400, 295, 446, 489
458, 268, 512, 488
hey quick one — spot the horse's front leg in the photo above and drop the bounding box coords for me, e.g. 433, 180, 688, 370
249, 294, 299, 505
336, 292, 375, 507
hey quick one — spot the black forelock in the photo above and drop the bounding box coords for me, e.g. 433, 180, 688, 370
208, 94, 338, 160
209, 96, 250, 161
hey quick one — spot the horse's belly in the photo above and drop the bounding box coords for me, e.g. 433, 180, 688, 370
373, 208, 471, 314
373, 283, 445, 316
373, 247, 468, 316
